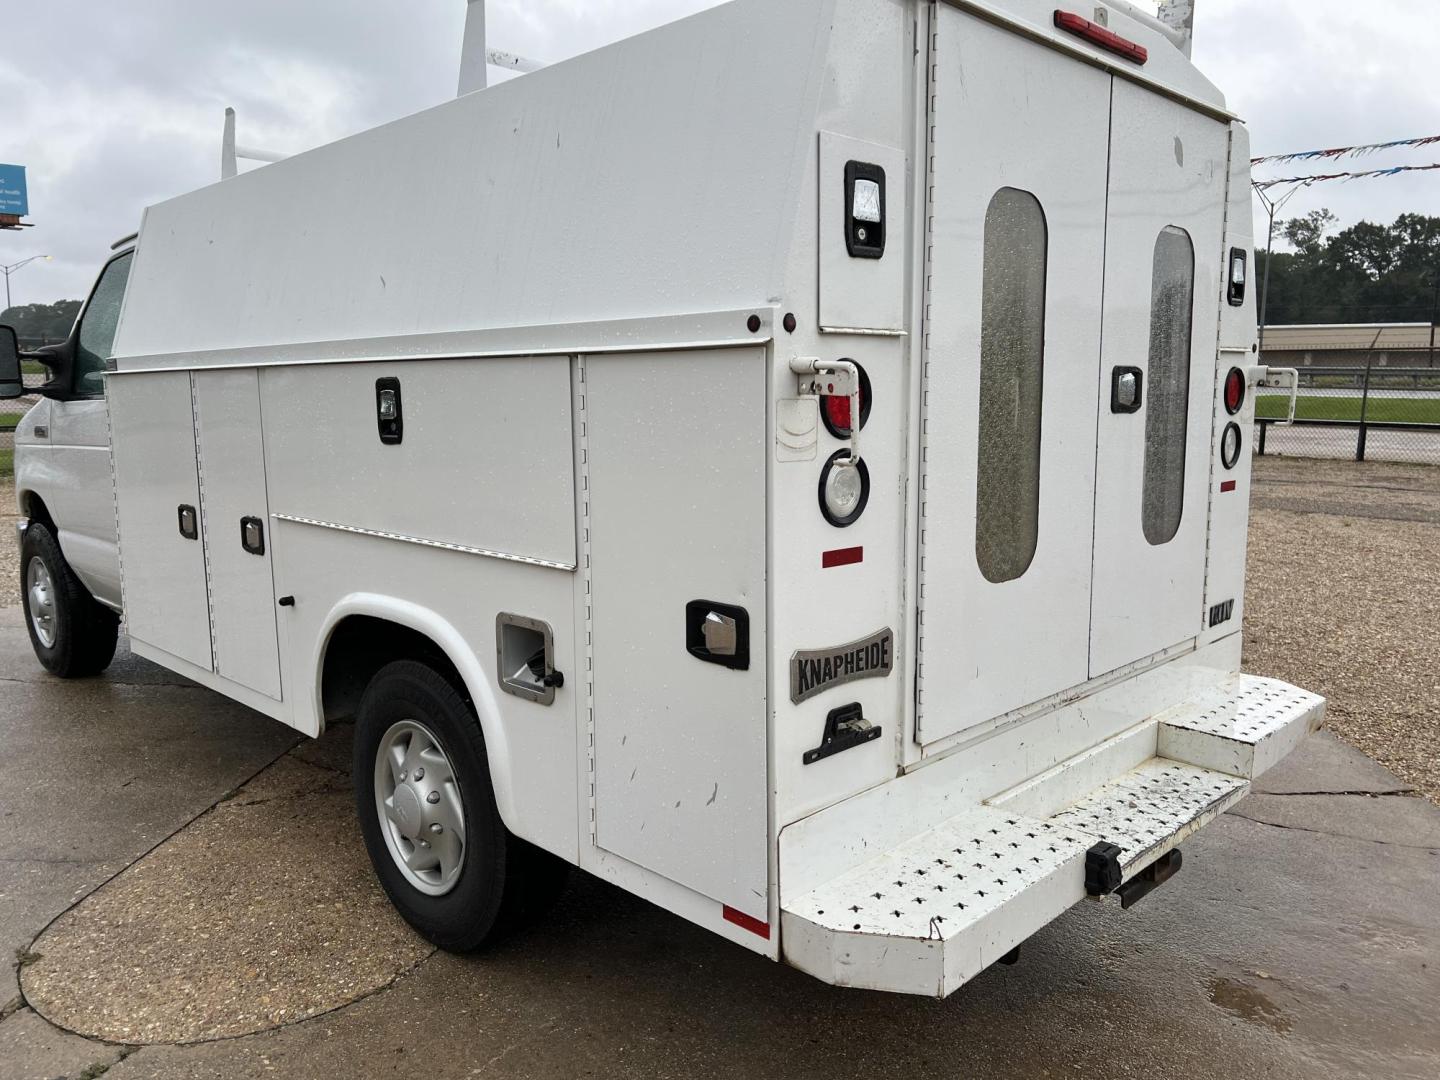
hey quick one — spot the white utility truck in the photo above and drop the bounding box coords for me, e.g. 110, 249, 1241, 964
2, 0, 1324, 997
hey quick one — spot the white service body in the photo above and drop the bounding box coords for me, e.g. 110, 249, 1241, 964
17, 0, 1324, 997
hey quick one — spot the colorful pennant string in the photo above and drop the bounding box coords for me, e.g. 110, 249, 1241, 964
1252, 135, 1440, 167
1252, 162, 1440, 191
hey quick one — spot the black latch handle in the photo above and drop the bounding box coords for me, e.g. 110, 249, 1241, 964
240, 516, 266, 556
803, 702, 881, 765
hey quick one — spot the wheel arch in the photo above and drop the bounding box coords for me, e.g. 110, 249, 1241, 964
313, 595, 518, 831
18, 490, 56, 532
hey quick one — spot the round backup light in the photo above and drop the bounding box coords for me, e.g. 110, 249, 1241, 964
819, 451, 871, 528
821, 362, 873, 439
1224, 367, 1247, 415
1221, 422, 1243, 470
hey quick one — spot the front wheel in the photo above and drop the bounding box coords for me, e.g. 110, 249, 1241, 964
352, 660, 568, 952
20, 523, 119, 678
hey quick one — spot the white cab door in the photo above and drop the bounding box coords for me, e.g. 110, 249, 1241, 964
1088, 83, 1230, 676
192, 369, 282, 700
918, 9, 1111, 744
45, 399, 120, 609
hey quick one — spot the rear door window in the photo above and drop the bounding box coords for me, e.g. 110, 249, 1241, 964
1141, 226, 1195, 546
975, 187, 1048, 584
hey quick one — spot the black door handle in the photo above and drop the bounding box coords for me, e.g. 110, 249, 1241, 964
240, 516, 266, 556
1111, 366, 1144, 414
685, 601, 750, 671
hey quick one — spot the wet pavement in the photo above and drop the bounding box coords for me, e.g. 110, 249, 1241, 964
0, 608, 1437, 1079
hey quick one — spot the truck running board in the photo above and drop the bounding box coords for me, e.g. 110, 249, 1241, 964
780, 675, 1324, 998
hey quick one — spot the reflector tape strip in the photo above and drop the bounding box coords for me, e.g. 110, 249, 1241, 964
1220, 480, 1238, 493
822, 546, 865, 569
1053, 10, 1149, 64
723, 905, 771, 940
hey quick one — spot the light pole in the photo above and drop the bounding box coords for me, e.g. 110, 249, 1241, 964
2, 255, 53, 311
1253, 182, 1304, 351
1428, 267, 1438, 369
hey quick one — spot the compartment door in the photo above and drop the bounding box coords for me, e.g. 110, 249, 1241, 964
109, 371, 213, 671
1088, 83, 1230, 676
192, 369, 282, 700
917, 9, 1111, 744
586, 348, 768, 921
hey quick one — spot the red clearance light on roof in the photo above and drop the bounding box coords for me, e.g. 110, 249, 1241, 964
1053, 11, 1149, 65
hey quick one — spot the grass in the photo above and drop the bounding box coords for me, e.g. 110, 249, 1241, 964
1255, 393, 1440, 425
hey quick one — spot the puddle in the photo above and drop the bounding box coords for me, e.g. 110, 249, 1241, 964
1207, 975, 1292, 1035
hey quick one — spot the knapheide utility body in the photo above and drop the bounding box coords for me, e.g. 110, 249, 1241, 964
23, 0, 1325, 997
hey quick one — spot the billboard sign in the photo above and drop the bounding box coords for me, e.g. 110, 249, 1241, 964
0, 164, 29, 218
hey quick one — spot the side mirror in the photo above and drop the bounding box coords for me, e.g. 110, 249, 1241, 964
0, 326, 23, 400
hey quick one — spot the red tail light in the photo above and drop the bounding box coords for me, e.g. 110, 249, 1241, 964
821, 362, 872, 439
1053, 11, 1149, 65
1224, 368, 1246, 415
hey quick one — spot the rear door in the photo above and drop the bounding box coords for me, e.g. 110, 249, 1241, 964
918, 7, 1111, 743
1088, 81, 1230, 676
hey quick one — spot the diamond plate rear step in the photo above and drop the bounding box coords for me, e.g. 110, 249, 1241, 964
780, 674, 1325, 998
1157, 673, 1326, 779
1049, 758, 1248, 877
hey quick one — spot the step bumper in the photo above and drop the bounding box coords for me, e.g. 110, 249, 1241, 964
780, 674, 1325, 998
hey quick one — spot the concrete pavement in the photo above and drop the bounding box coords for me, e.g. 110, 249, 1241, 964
0, 610, 1436, 1079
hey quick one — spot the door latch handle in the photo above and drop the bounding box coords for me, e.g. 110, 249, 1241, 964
803, 702, 882, 765
685, 600, 750, 671
177, 505, 198, 541
791, 357, 863, 468
240, 516, 266, 556
1111, 366, 1144, 414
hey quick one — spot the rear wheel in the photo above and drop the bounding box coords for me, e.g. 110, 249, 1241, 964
352, 660, 569, 952
20, 523, 119, 678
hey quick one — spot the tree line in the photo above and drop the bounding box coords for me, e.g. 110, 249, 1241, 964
1, 300, 82, 347
1256, 209, 1440, 326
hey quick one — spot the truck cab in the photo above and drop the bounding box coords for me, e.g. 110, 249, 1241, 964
2, 242, 133, 673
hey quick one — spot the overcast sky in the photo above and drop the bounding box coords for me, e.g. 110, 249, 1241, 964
3, 0, 1439, 306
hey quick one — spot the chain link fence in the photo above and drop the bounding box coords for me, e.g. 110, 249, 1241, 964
1254, 365, 1440, 465
1, 370, 51, 477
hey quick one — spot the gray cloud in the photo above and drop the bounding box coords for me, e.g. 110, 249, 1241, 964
4, 0, 1438, 305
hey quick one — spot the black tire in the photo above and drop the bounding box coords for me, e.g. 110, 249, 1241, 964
20, 522, 120, 678
353, 660, 569, 952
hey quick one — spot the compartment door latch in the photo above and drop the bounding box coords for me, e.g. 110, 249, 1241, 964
685, 600, 750, 671
803, 702, 881, 765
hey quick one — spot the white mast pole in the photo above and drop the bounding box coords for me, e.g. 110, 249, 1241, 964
458, 0, 488, 96
1157, 0, 1196, 58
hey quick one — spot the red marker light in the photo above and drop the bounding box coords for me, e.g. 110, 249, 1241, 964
1053, 11, 1149, 64
821, 363, 872, 440
1224, 368, 1246, 415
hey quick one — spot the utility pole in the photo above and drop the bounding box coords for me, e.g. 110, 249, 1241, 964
1428, 267, 1438, 369
1253, 181, 1304, 351
2, 255, 53, 312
